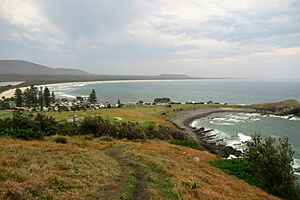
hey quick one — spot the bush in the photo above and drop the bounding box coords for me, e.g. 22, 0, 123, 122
244, 134, 300, 199
1, 128, 44, 140
78, 116, 102, 136
53, 136, 67, 144
99, 136, 113, 142
209, 159, 263, 187
34, 113, 58, 135
0, 112, 60, 137
78, 116, 146, 140
118, 122, 147, 141
170, 140, 201, 150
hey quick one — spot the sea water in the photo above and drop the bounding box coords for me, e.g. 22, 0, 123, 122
47, 79, 300, 104
192, 112, 300, 181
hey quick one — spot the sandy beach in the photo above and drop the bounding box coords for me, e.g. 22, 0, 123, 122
0, 83, 65, 99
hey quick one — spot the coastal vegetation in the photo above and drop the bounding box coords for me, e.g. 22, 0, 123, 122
210, 134, 300, 199
0, 112, 188, 142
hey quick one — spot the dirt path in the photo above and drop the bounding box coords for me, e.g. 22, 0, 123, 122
104, 145, 147, 200
133, 166, 146, 200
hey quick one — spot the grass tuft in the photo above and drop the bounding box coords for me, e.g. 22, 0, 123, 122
169, 140, 201, 150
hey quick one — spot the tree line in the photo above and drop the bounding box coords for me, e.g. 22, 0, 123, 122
14, 85, 55, 109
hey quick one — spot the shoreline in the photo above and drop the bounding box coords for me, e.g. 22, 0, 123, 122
172, 107, 256, 157
172, 107, 256, 132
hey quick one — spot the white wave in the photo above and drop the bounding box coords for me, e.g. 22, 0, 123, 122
289, 117, 300, 121
227, 118, 242, 123
210, 121, 234, 126
294, 159, 300, 175
212, 117, 228, 122
250, 118, 261, 121
56, 92, 76, 99
226, 113, 249, 120
238, 133, 252, 143
190, 120, 200, 128
243, 113, 262, 117
218, 132, 251, 151
208, 129, 229, 140
226, 139, 242, 148
268, 114, 291, 120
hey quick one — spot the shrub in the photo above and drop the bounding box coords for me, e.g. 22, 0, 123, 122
118, 122, 147, 141
53, 136, 67, 144
59, 123, 79, 136
0, 112, 59, 137
209, 159, 263, 187
99, 136, 113, 142
1, 128, 44, 140
78, 116, 102, 136
34, 113, 58, 135
169, 140, 201, 150
153, 125, 189, 141
11, 111, 35, 130
145, 123, 157, 139
244, 134, 300, 199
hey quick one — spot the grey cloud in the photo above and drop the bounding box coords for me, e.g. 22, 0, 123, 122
0, 0, 299, 78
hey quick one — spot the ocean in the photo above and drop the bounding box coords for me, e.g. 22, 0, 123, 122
47, 79, 300, 104
191, 112, 300, 179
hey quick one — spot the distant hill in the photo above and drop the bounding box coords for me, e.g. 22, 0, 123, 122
0, 60, 91, 75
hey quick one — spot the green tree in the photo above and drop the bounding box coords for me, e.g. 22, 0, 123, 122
43, 87, 51, 107
88, 89, 97, 104
117, 99, 122, 107
24, 85, 38, 108
23, 88, 30, 108
14, 88, 23, 107
38, 87, 44, 109
51, 91, 55, 104
244, 133, 300, 199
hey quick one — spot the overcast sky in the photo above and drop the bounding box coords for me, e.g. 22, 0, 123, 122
0, 0, 299, 79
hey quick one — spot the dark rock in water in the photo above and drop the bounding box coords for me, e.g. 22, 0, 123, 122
201, 134, 217, 141
193, 128, 213, 135
198, 140, 242, 158
295, 167, 300, 173
218, 146, 242, 157
193, 127, 205, 132
289, 106, 300, 116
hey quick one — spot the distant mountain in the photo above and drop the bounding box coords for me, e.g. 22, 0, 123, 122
0, 60, 91, 75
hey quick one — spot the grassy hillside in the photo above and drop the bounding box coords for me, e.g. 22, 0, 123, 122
0, 137, 279, 200
252, 100, 300, 110
252, 100, 300, 116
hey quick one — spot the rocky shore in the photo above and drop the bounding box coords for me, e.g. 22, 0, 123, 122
172, 108, 256, 158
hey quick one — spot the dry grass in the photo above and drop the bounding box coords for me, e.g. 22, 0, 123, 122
252, 99, 300, 110
0, 137, 119, 200
0, 137, 279, 200
128, 141, 280, 200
